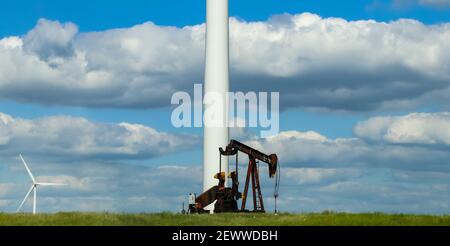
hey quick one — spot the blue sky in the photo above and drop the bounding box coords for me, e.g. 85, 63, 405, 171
1, 0, 450, 214
2, 0, 450, 36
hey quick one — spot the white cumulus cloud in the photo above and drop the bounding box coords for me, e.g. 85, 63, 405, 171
246, 113, 450, 171
0, 14, 450, 111
355, 112, 450, 146
0, 112, 198, 160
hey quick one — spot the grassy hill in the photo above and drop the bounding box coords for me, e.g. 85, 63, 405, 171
1, 212, 450, 226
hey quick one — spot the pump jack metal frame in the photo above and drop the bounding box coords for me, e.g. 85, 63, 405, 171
219, 140, 278, 213
241, 156, 265, 212
189, 140, 278, 214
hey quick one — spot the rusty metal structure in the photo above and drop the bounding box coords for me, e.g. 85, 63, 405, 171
220, 140, 278, 212
189, 140, 279, 213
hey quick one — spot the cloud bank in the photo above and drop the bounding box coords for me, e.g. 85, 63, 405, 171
1, 14, 450, 111
355, 112, 450, 146
2, 161, 450, 214
0, 112, 198, 160
1, 111, 450, 213
245, 112, 450, 172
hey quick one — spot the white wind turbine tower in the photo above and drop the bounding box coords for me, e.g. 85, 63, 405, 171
17, 154, 66, 215
203, 0, 230, 194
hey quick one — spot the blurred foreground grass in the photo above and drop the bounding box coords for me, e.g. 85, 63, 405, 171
1, 212, 450, 226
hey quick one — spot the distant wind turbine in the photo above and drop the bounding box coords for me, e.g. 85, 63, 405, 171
16, 154, 66, 215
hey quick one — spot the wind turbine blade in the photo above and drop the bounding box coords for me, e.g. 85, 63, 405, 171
36, 183, 66, 186
19, 154, 35, 183
17, 185, 34, 212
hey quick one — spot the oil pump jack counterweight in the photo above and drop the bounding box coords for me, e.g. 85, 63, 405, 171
189, 140, 279, 213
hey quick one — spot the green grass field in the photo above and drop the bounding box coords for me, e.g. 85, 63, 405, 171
1, 212, 450, 226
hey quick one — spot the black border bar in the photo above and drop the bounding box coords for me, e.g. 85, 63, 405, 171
1, 226, 449, 244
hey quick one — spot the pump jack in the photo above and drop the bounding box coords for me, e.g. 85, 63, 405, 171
189, 140, 279, 213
